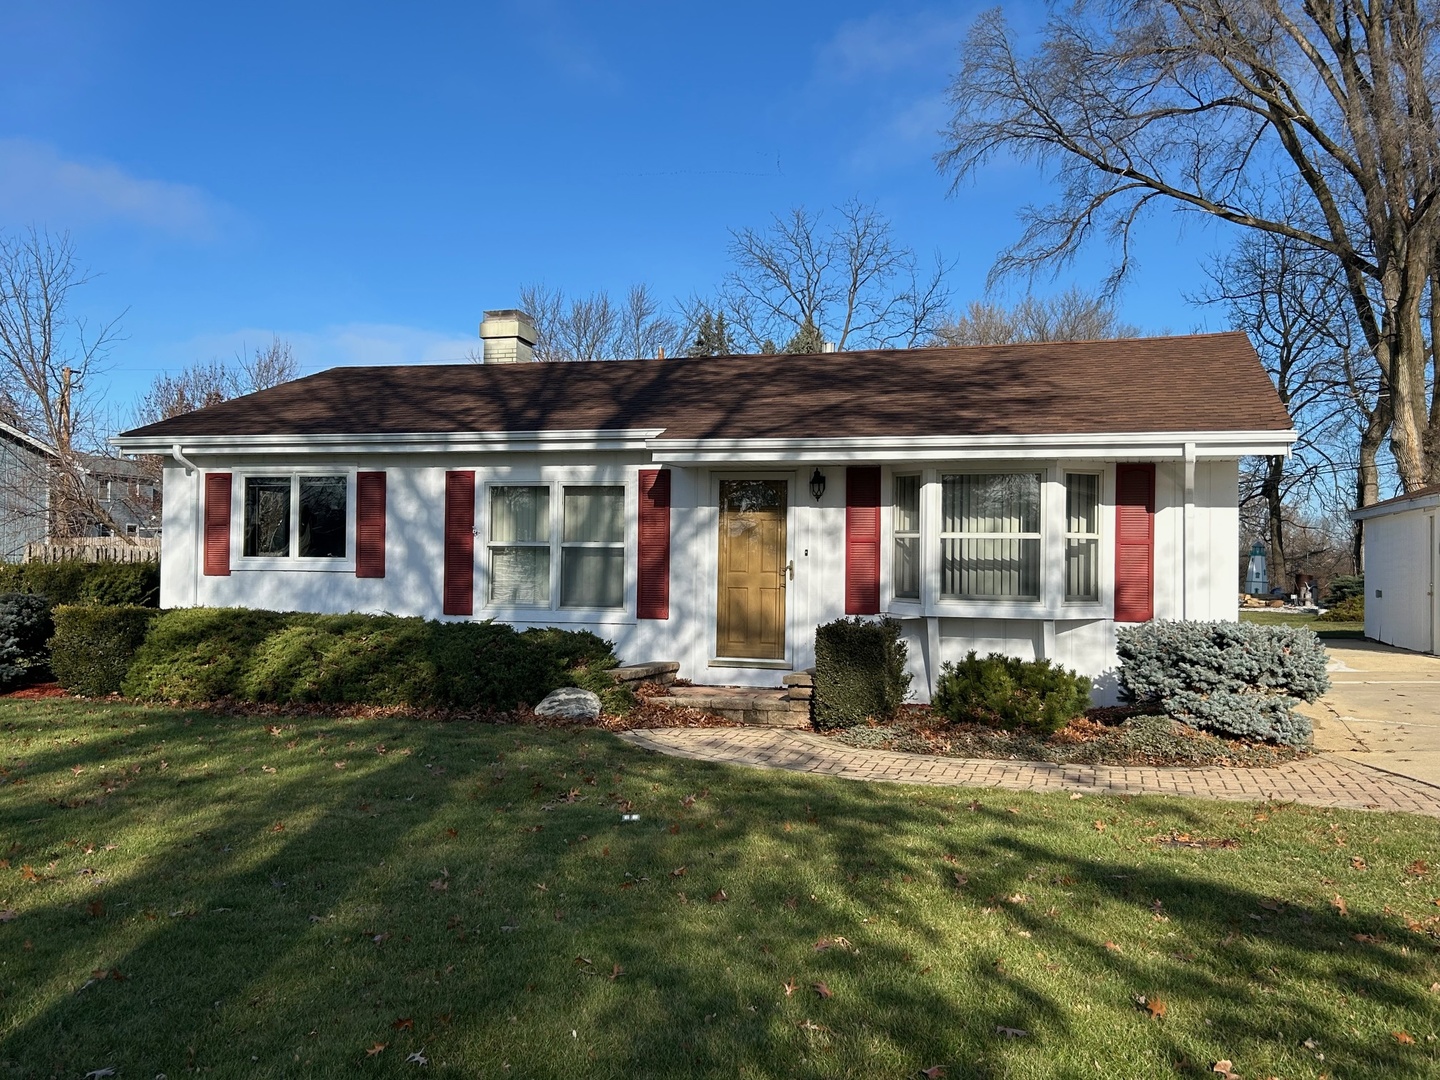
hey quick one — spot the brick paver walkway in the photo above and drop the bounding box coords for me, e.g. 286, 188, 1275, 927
618, 728, 1440, 817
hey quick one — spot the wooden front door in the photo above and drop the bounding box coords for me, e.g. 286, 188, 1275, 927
716, 479, 787, 660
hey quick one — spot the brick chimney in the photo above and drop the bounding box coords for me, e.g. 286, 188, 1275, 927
478, 309, 538, 364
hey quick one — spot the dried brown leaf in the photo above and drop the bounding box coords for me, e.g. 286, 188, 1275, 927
812, 981, 833, 999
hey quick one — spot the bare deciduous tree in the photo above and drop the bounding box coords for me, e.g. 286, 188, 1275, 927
933, 287, 1140, 346
135, 337, 300, 427
938, 0, 1440, 497
0, 228, 126, 541
513, 282, 681, 362
721, 199, 952, 352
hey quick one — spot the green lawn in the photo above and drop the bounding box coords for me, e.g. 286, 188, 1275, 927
2, 699, 1438, 1079
1240, 609, 1366, 639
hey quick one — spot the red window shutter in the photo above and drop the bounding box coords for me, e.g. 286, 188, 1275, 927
443, 471, 475, 616
1114, 463, 1156, 623
355, 471, 386, 578
845, 466, 881, 615
637, 468, 671, 619
203, 472, 231, 577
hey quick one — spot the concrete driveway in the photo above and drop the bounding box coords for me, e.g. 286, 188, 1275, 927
1301, 639, 1440, 790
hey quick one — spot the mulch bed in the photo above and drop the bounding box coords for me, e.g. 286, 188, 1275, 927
827, 704, 1310, 768
0, 682, 68, 700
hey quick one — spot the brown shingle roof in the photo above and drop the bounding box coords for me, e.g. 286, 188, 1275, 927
117, 332, 1291, 442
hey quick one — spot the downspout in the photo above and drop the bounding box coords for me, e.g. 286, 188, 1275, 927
171, 443, 200, 475
1182, 442, 1197, 620
171, 444, 201, 609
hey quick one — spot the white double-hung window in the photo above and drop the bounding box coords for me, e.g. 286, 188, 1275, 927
1064, 473, 1101, 603
488, 483, 625, 610
939, 472, 1043, 600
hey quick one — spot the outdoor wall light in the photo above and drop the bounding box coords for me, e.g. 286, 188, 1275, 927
809, 468, 827, 502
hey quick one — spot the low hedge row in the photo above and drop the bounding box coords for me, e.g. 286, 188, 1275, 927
0, 559, 159, 607
49, 606, 632, 713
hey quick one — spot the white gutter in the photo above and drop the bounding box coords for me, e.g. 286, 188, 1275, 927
649, 429, 1297, 463
110, 428, 669, 457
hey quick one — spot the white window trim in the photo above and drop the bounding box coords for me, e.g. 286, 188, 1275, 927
882, 462, 1116, 619
231, 468, 356, 572
479, 475, 636, 623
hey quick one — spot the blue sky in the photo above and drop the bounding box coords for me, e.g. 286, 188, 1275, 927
4, 1, 1237, 426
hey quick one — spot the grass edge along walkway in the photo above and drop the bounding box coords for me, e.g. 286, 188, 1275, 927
620, 728, 1440, 817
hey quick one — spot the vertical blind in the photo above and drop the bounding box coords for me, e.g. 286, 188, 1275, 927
939, 473, 1041, 599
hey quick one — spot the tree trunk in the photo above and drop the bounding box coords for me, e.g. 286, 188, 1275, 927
1261, 454, 1287, 585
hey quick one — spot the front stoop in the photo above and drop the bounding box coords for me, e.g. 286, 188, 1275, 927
652, 683, 812, 727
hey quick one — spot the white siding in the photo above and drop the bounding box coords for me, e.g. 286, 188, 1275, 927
160, 452, 1247, 703
1363, 506, 1436, 653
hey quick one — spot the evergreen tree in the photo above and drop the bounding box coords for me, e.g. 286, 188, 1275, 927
685, 310, 737, 357
783, 319, 825, 354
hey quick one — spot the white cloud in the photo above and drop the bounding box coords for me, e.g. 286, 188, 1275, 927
0, 138, 227, 239
814, 10, 969, 84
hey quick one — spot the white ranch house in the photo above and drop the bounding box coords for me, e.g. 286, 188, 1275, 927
112, 315, 1295, 703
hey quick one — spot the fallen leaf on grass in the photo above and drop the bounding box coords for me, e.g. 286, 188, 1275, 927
670, 866, 687, 878
392, 1017, 413, 1031
783, 979, 797, 997
952, 873, 968, 888
1332, 895, 1349, 916
1393, 1031, 1415, 1045
1405, 859, 1429, 876
1103, 941, 1121, 951
86, 900, 104, 918
1133, 994, 1167, 1018
1093, 820, 1106, 832
0, 909, 15, 922
1350, 856, 1368, 871
83, 1069, 115, 1079
812, 981, 833, 999
365, 1042, 386, 1056
995, 1026, 1029, 1038
709, 889, 728, 903
920, 1067, 947, 1078
406, 1050, 428, 1064
608, 964, 624, 981
1211, 1061, 1240, 1079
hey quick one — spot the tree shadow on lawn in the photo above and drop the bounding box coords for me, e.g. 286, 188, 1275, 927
0, 713, 1436, 1078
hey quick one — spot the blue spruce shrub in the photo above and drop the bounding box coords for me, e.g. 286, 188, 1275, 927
0, 593, 54, 689
1117, 621, 1328, 746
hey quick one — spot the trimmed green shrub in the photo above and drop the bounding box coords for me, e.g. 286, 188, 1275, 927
1317, 594, 1363, 622
0, 560, 159, 607
121, 607, 630, 713
1117, 620, 1328, 746
51, 604, 158, 697
812, 616, 912, 730
1323, 574, 1364, 606
0, 593, 54, 688
932, 652, 1092, 734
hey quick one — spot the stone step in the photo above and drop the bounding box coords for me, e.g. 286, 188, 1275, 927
610, 661, 680, 687
650, 685, 810, 728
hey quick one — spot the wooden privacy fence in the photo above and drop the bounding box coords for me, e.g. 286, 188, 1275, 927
25, 537, 160, 564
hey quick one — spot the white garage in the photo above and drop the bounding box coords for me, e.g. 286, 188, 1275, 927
1354, 485, 1440, 654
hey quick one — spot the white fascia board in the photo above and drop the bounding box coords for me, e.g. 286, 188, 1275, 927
1352, 491, 1440, 521
647, 430, 1297, 463
109, 429, 668, 457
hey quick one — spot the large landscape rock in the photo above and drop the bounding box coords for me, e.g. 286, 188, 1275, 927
534, 686, 601, 722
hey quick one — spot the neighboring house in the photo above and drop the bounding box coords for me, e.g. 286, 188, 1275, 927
1352, 486, 1440, 654
111, 314, 1295, 702
0, 419, 55, 561
81, 454, 162, 540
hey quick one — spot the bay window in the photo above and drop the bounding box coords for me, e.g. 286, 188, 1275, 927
892, 474, 921, 600
1064, 473, 1101, 602
939, 472, 1042, 600
488, 483, 626, 610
